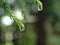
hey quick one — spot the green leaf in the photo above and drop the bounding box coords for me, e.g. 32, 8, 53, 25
2, 0, 25, 31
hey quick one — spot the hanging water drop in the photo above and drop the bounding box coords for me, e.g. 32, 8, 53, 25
35, 0, 43, 11
19, 27, 25, 32
38, 5, 43, 11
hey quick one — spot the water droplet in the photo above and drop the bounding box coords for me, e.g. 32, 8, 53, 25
38, 5, 43, 11
19, 27, 25, 32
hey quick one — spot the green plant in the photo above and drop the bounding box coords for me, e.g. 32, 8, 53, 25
0, 0, 43, 31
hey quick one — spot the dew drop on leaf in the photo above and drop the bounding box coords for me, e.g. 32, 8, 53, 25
19, 27, 25, 32
38, 5, 43, 11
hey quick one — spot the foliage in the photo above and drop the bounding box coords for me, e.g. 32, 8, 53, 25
0, 0, 43, 31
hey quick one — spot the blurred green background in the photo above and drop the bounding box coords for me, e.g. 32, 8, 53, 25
0, 0, 60, 45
